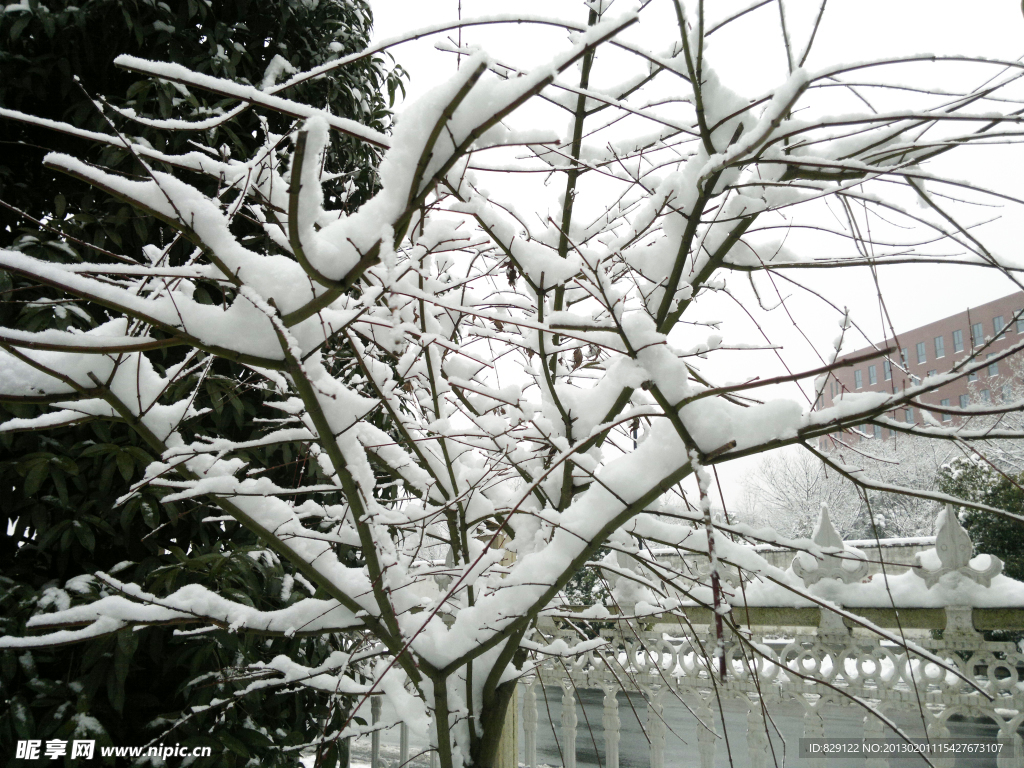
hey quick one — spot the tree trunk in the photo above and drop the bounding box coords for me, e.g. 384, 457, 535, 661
469, 681, 518, 768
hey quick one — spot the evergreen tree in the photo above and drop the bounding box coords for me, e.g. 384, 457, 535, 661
938, 459, 1024, 582
0, 2, 403, 764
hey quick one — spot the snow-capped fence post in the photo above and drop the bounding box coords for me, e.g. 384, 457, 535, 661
400, 722, 409, 766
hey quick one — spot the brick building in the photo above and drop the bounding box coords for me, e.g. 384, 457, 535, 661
815, 291, 1024, 444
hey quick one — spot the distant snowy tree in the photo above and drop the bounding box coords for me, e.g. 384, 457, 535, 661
745, 436, 958, 539
743, 450, 860, 537
3, 3, 1024, 767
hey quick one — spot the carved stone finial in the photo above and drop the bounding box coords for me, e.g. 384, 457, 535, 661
793, 504, 869, 585
914, 505, 1003, 588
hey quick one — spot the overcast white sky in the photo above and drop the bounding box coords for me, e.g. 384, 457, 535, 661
365, 0, 1024, 511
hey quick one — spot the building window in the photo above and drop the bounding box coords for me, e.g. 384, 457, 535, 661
854, 370, 863, 389
1017, 315, 1024, 333
994, 315, 1005, 337
905, 407, 914, 423
940, 399, 951, 422
959, 394, 969, 408
988, 354, 998, 376
953, 329, 964, 353
927, 369, 937, 378
1001, 385, 1010, 402
968, 371, 978, 382
980, 389, 990, 402
873, 424, 882, 438
934, 335, 945, 358
883, 359, 892, 381
916, 341, 926, 364
972, 322, 984, 346
868, 365, 877, 385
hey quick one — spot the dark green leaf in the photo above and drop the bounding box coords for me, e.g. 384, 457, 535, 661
23, 460, 49, 496
74, 521, 95, 552
115, 450, 135, 482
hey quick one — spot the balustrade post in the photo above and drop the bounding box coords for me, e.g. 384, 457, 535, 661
747, 700, 769, 768
522, 678, 538, 768
600, 682, 620, 768
696, 697, 716, 768
371, 695, 382, 768
561, 679, 577, 768
926, 717, 954, 768
863, 712, 888, 768
996, 724, 1023, 768
802, 701, 825, 768
400, 722, 409, 766
646, 686, 666, 768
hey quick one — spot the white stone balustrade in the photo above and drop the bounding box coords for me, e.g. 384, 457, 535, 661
390, 508, 1022, 768
514, 506, 1024, 768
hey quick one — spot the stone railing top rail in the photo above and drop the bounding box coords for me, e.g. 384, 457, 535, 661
552, 605, 1024, 630
605, 506, 1024, 615
655, 535, 938, 557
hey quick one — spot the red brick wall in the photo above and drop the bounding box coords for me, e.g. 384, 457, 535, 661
815, 292, 1024, 443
